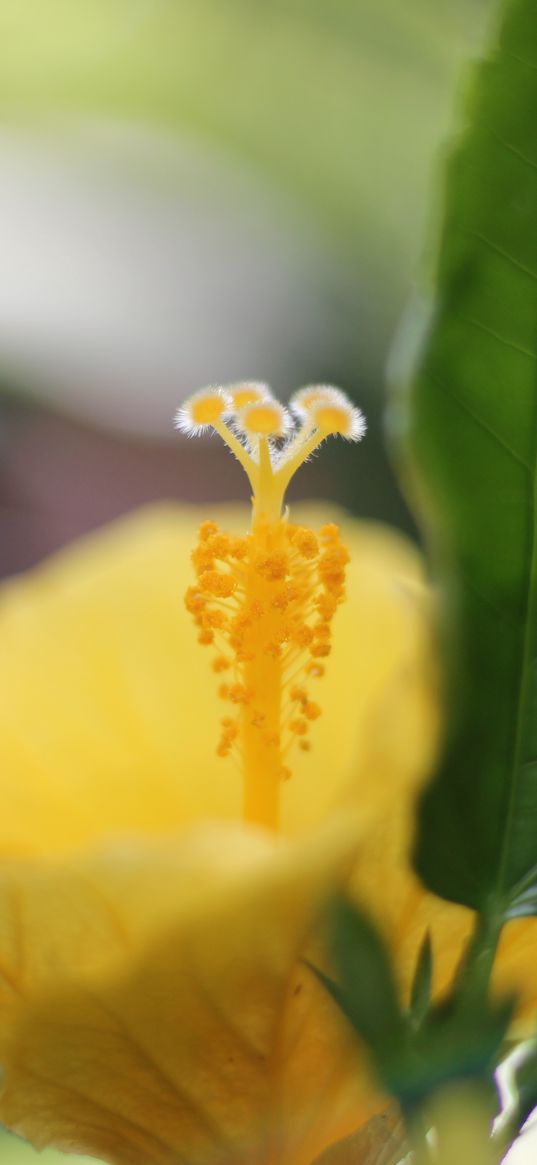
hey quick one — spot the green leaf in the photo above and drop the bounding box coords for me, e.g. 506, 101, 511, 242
315, 897, 404, 1059
316, 900, 510, 1114
410, 994, 512, 1103
394, 0, 537, 916
409, 931, 433, 1027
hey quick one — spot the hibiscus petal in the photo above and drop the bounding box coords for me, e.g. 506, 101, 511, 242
0, 503, 434, 856
0, 1129, 93, 1165
309, 1106, 405, 1165
0, 818, 374, 1165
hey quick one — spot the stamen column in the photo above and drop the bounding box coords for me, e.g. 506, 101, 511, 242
176, 380, 366, 834
240, 518, 287, 830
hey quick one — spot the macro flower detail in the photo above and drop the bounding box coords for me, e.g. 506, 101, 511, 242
0, 371, 437, 1165
0, 820, 369, 1165
177, 382, 365, 828
3, 383, 531, 1165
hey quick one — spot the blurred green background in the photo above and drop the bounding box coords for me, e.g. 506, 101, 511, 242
0, 0, 497, 581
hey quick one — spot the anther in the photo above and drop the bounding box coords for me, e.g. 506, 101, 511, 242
255, 552, 289, 581
229, 683, 250, 704
205, 532, 232, 558
293, 626, 314, 647
184, 587, 206, 614
212, 657, 230, 673
199, 520, 219, 541
199, 570, 237, 598
310, 643, 331, 658
291, 528, 319, 558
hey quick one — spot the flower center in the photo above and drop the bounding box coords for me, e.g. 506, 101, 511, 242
176, 382, 366, 831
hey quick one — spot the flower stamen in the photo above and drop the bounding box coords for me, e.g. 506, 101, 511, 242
176, 383, 365, 830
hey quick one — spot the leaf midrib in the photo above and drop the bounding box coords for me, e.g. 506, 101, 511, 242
493, 354, 537, 910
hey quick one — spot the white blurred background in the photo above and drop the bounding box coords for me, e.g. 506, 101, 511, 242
0, 0, 494, 574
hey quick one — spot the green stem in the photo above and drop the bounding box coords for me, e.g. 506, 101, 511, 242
406, 1111, 433, 1165
456, 908, 504, 1004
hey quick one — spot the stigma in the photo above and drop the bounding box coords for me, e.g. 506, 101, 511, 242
176, 382, 366, 830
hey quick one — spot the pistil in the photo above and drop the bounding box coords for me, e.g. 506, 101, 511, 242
176, 382, 366, 830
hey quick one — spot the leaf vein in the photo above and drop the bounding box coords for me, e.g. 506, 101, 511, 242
504, 49, 537, 73
470, 230, 537, 282
428, 372, 531, 471
489, 127, 537, 175
496, 395, 537, 901
457, 312, 537, 360
464, 574, 514, 627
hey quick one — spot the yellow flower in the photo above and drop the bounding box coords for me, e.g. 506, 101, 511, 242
0, 382, 532, 1165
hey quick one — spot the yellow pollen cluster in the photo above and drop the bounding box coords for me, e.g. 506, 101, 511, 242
176, 381, 365, 829
185, 518, 349, 760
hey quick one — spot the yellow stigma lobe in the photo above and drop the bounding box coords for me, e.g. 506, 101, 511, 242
239, 400, 289, 438
177, 382, 365, 830
175, 387, 229, 435
228, 381, 268, 409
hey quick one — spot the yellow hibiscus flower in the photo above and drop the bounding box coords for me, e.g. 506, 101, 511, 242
0, 383, 532, 1165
